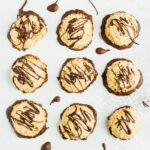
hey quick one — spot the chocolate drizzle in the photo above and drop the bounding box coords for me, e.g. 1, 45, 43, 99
115, 109, 135, 135
19, 0, 28, 14
11, 101, 41, 131
60, 59, 96, 92
88, 0, 98, 15
61, 17, 89, 48
110, 17, 138, 45
96, 47, 110, 55
13, 56, 46, 88
47, 0, 59, 12
63, 105, 94, 139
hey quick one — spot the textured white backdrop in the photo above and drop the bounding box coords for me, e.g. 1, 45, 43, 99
0, 0, 150, 149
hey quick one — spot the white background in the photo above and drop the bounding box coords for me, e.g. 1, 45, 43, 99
0, 0, 150, 149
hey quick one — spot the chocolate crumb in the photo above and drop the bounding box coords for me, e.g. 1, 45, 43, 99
41, 142, 51, 150
96, 48, 110, 55
102, 143, 106, 150
50, 96, 61, 105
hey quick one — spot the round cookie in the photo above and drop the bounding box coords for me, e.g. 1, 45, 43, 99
57, 9, 94, 51
6, 99, 47, 138
101, 11, 140, 50
8, 0, 47, 51
59, 103, 97, 140
58, 57, 98, 93
11, 54, 48, 93
102, 58, 143, 96
108, 106, 140, 140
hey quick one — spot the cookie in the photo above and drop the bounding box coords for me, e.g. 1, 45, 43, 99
6, 99, 47, 138
57, 9, 93, 51
11, 54, 48, 93
58, 57, 98, 93
101, 11, 140, 50
102, 58, 143, 96
8, 0, 47, 51
59, 103, 97, 140
108, 106, 140, 140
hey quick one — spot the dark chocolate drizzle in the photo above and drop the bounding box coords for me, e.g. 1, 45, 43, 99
19, 0, 28, 13
60, 60, 95, 91
8, 0, 45, 50
142, 101, 149, 107
111, 62, 135, 91
11, 101, 42, 131
63, 105, 94, 139
96, 47, 110, 55
88, 0, 98, 15
60, 17, 89, 48
13, 56, 46, 88
47, 0, 59, 12
41, 142, 51, 150
110, 17, 139, 45
115, 109, 135, 135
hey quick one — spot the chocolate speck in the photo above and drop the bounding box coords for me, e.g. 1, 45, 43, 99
41, 142, 51, 150
96, 47, 110, 55
50, 96, 61, 105
47, 0, 59, 12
